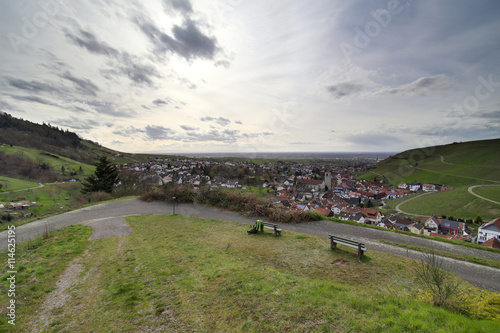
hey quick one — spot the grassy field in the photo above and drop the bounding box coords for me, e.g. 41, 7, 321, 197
360, 139, 500, 187
471, 185, 500, 203
1, 215, 498, 332
0, 145, 95, 177
0, 176, 40, 193
0, 182, 85, 230
396, 187, 500, 221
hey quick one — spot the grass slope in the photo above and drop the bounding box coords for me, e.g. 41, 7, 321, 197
361, 138, 500, 187
0, 176, 40, 193
0, 182, 85, 230
0, 145, 95, 177
396, 186, 500, 221
2, 215, 497, 332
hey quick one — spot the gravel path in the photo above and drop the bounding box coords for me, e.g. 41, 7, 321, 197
468, 185, 500, 205
1, 197, 499, 291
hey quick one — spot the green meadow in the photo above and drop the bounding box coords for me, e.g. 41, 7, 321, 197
0, 145, 95, 176
1, 215, 497, 332
0, 182, 84, 230
0, 176, 40, 192
361, 139, 500, 187
395, 187, 500, 221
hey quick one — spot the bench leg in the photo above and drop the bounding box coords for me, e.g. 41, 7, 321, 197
330, 238, 337, 250
358, 244, 364, 259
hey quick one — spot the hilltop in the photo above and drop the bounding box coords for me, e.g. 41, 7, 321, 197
361, 139, 500, 187
0, 112, 161, 165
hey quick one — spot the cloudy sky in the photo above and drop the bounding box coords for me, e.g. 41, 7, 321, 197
1, 0, 499, 154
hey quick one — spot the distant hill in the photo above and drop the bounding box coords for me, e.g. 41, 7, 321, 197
0, 112, 150, 165
361, 139, 500, 187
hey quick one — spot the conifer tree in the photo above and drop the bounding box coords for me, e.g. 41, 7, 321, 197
81, 156, 119, 194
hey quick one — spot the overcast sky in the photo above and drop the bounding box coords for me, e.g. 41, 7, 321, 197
1, 0, 499, 154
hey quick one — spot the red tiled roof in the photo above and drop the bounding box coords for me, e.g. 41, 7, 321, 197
481, 237, 500, 249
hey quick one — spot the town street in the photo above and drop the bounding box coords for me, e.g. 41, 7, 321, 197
1, 197, 499, 291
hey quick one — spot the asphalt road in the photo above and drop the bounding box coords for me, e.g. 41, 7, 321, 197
1, 197, 499, 291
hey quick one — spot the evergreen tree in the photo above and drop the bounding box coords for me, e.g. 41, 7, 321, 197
81, 156, 119, 194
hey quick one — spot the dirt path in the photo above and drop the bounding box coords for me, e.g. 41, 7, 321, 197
1, 197, 499, 291
0, 182, 44, 194
395, 192, 432, 217
440, 155, 453, 165
468, 185, 500, 205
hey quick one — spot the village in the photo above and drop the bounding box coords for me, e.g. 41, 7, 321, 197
116, 157, 500, 248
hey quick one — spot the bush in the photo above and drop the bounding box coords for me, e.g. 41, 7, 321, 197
140, 185, 323, 223
87, 191, 113, 203
413, 253, 459, 307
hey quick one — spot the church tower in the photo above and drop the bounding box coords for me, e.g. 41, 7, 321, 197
324, 172, 332, 191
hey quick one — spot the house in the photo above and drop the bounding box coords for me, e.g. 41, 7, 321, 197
477, 218, 500, 244
338, 212, 350, 220
424, 215, 441, 233
362, 208, 382, 224
331, 204, 343, 215
398, 183, 408, 189
422, 183, 436, 192
439, 219, 465, 235
314, 207, 334, 217
408, 222, 425, 235
297, 179, 325, 192
350, 212, 367, 223
480, 237, 500, 249
382, 216, 409, 229
409, 182, 421, 192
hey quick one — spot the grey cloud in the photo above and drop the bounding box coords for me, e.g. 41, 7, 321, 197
183, 128, 272, 143
180, 125, 199, 131
145, 125, 176, 140
112, 126, 145, 137
134, 16, 219, 61
235, 120, 243, 125
184, 128, 239, 143
476, 110, 500, 119
0, 100, 14, 110
11, 95, 58, 106
164, 0, 193, 14
66, 29, 160, 87
7, 78, 61, 94
50, 116, 99, 130
152, 98, 171, 106
241, 131, 273, 138
65, 29, 119, 57
376, 74, 452, 97
60, 71, 99, 96
115, 53, 160, 86
200, 116, 231, 126
326, 82, 364, 99
85, 101, 137, 117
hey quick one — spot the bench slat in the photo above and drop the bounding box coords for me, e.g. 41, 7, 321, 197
328, 234, 367, 258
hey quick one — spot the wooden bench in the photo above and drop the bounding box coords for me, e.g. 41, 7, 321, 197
247, 220, 282, 237
328, 234, 367, 259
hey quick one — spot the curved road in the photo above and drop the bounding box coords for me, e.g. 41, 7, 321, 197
395, 192, 432, 217
468, 185, 500, 205
1, 198, 499, 291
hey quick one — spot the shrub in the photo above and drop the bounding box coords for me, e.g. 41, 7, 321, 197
87, 191, 113, 203
140, 185, 323, 224
413, 253, 459, 307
